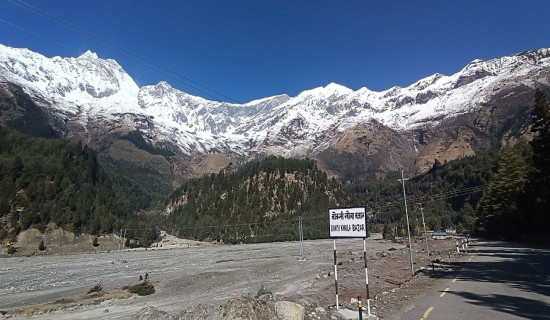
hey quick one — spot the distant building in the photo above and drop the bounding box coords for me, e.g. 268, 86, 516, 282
432, 232, 449, 240
445, 228, 457, 235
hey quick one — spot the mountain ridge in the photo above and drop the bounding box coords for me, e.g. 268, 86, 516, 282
1, 43, 549, 188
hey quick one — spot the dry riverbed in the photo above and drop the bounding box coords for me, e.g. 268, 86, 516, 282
0, 233, 466, 319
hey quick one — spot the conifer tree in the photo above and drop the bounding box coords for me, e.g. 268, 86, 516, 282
527, 88, 550, 237
475, 147, 527, 239
38, 239, 46, 251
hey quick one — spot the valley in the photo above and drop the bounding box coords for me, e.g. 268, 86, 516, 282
1, 3, 550, 319
0, 234, 462, 319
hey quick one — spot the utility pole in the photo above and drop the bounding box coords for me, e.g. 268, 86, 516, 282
116, 228, 124, 261
298, 216, 304, 259
398, 169, 414, 276
419, 203, 429, 257
121, 228, 127, 261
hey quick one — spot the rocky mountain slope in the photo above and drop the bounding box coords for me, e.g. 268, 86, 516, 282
1, 43, 549, 188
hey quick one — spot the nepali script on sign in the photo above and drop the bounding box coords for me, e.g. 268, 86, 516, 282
329, 207, 367, 238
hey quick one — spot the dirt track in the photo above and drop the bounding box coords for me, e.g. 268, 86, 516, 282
0, 234, 463, 319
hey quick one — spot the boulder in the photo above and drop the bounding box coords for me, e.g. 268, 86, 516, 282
275, 301, 305, 320
132, 306, 172, 320
221, 297, 277, 320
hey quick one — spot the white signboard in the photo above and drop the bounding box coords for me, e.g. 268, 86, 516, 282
329, 207, 367, 238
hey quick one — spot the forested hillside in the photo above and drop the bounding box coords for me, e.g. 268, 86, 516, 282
347, 150, 500, 237
2, 89, 548, 247
164, 156, 352, 243
163, 136, 542, 244
348, 89, 550, 244
475, 89, 550, 242
0, 126, 158, 246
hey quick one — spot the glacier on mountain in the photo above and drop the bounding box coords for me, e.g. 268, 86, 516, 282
1, 43, 549, 157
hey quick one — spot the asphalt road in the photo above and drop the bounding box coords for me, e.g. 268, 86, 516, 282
397, 240, 550, 320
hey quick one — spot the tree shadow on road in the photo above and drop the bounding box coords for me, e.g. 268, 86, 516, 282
433, 242, 550, 298
448, 291, 550, 320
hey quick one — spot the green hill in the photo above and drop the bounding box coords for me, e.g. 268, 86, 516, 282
164, 156, 352, 243
346, 150, 500, 236
0, 126, 158, 245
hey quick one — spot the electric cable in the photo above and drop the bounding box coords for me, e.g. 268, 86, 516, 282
3, 0, 241, 103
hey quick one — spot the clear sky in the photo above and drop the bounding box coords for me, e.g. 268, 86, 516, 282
0, 0, 549, 103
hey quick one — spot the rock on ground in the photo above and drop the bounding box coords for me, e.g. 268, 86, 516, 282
132, 306, 173, 320
176, 304, 222, 320
275, 301, 305, 320
221, 296, 277, 320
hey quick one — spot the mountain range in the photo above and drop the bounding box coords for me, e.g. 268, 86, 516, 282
1, 43, 549, 193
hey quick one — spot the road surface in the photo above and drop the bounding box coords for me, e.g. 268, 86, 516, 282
397, 240, 550, 320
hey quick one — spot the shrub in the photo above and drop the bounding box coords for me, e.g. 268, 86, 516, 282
7, 245, 16, 255
0, 229, 8, 241
87, 282, 103, 294
128, 280, 155, 296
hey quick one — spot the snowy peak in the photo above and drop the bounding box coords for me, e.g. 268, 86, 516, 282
1, 43, 550, 159
325, 82, 353, 93
457, 48, 550, 84
0, 43, 140, 123
410, 73, 444, 91
516, 48, 550, 61
242, 93, 290, 107
0, 43, 138, 92
78, 50, 99, 60
297, 82, 353, 99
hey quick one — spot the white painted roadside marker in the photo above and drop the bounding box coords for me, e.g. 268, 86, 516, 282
364, 238, 371, 316
333, 239, 339, 310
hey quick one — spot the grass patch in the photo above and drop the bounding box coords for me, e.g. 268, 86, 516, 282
127, 280, 155, 296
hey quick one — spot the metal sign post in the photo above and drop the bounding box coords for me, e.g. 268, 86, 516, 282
329, 207, 369, 313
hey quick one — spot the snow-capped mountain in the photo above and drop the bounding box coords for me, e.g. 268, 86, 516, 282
1, 43, 549, 186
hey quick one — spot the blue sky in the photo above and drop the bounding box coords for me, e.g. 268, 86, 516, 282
0, 0, 549, 103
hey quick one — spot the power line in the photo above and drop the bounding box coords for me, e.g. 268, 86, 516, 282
0, 15, 222, 101
6, 0, 235, 102
361, 177, 527, 215
4, 0, 241, 103
169, 180, 498, 232
412, 177, 527, 205
171, 216, 302, 232
153, 177, 528, 238
0, 17, 73, 52
0, 17, 153, 87
398, 169, 414, 276
165, 171, 529, 232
